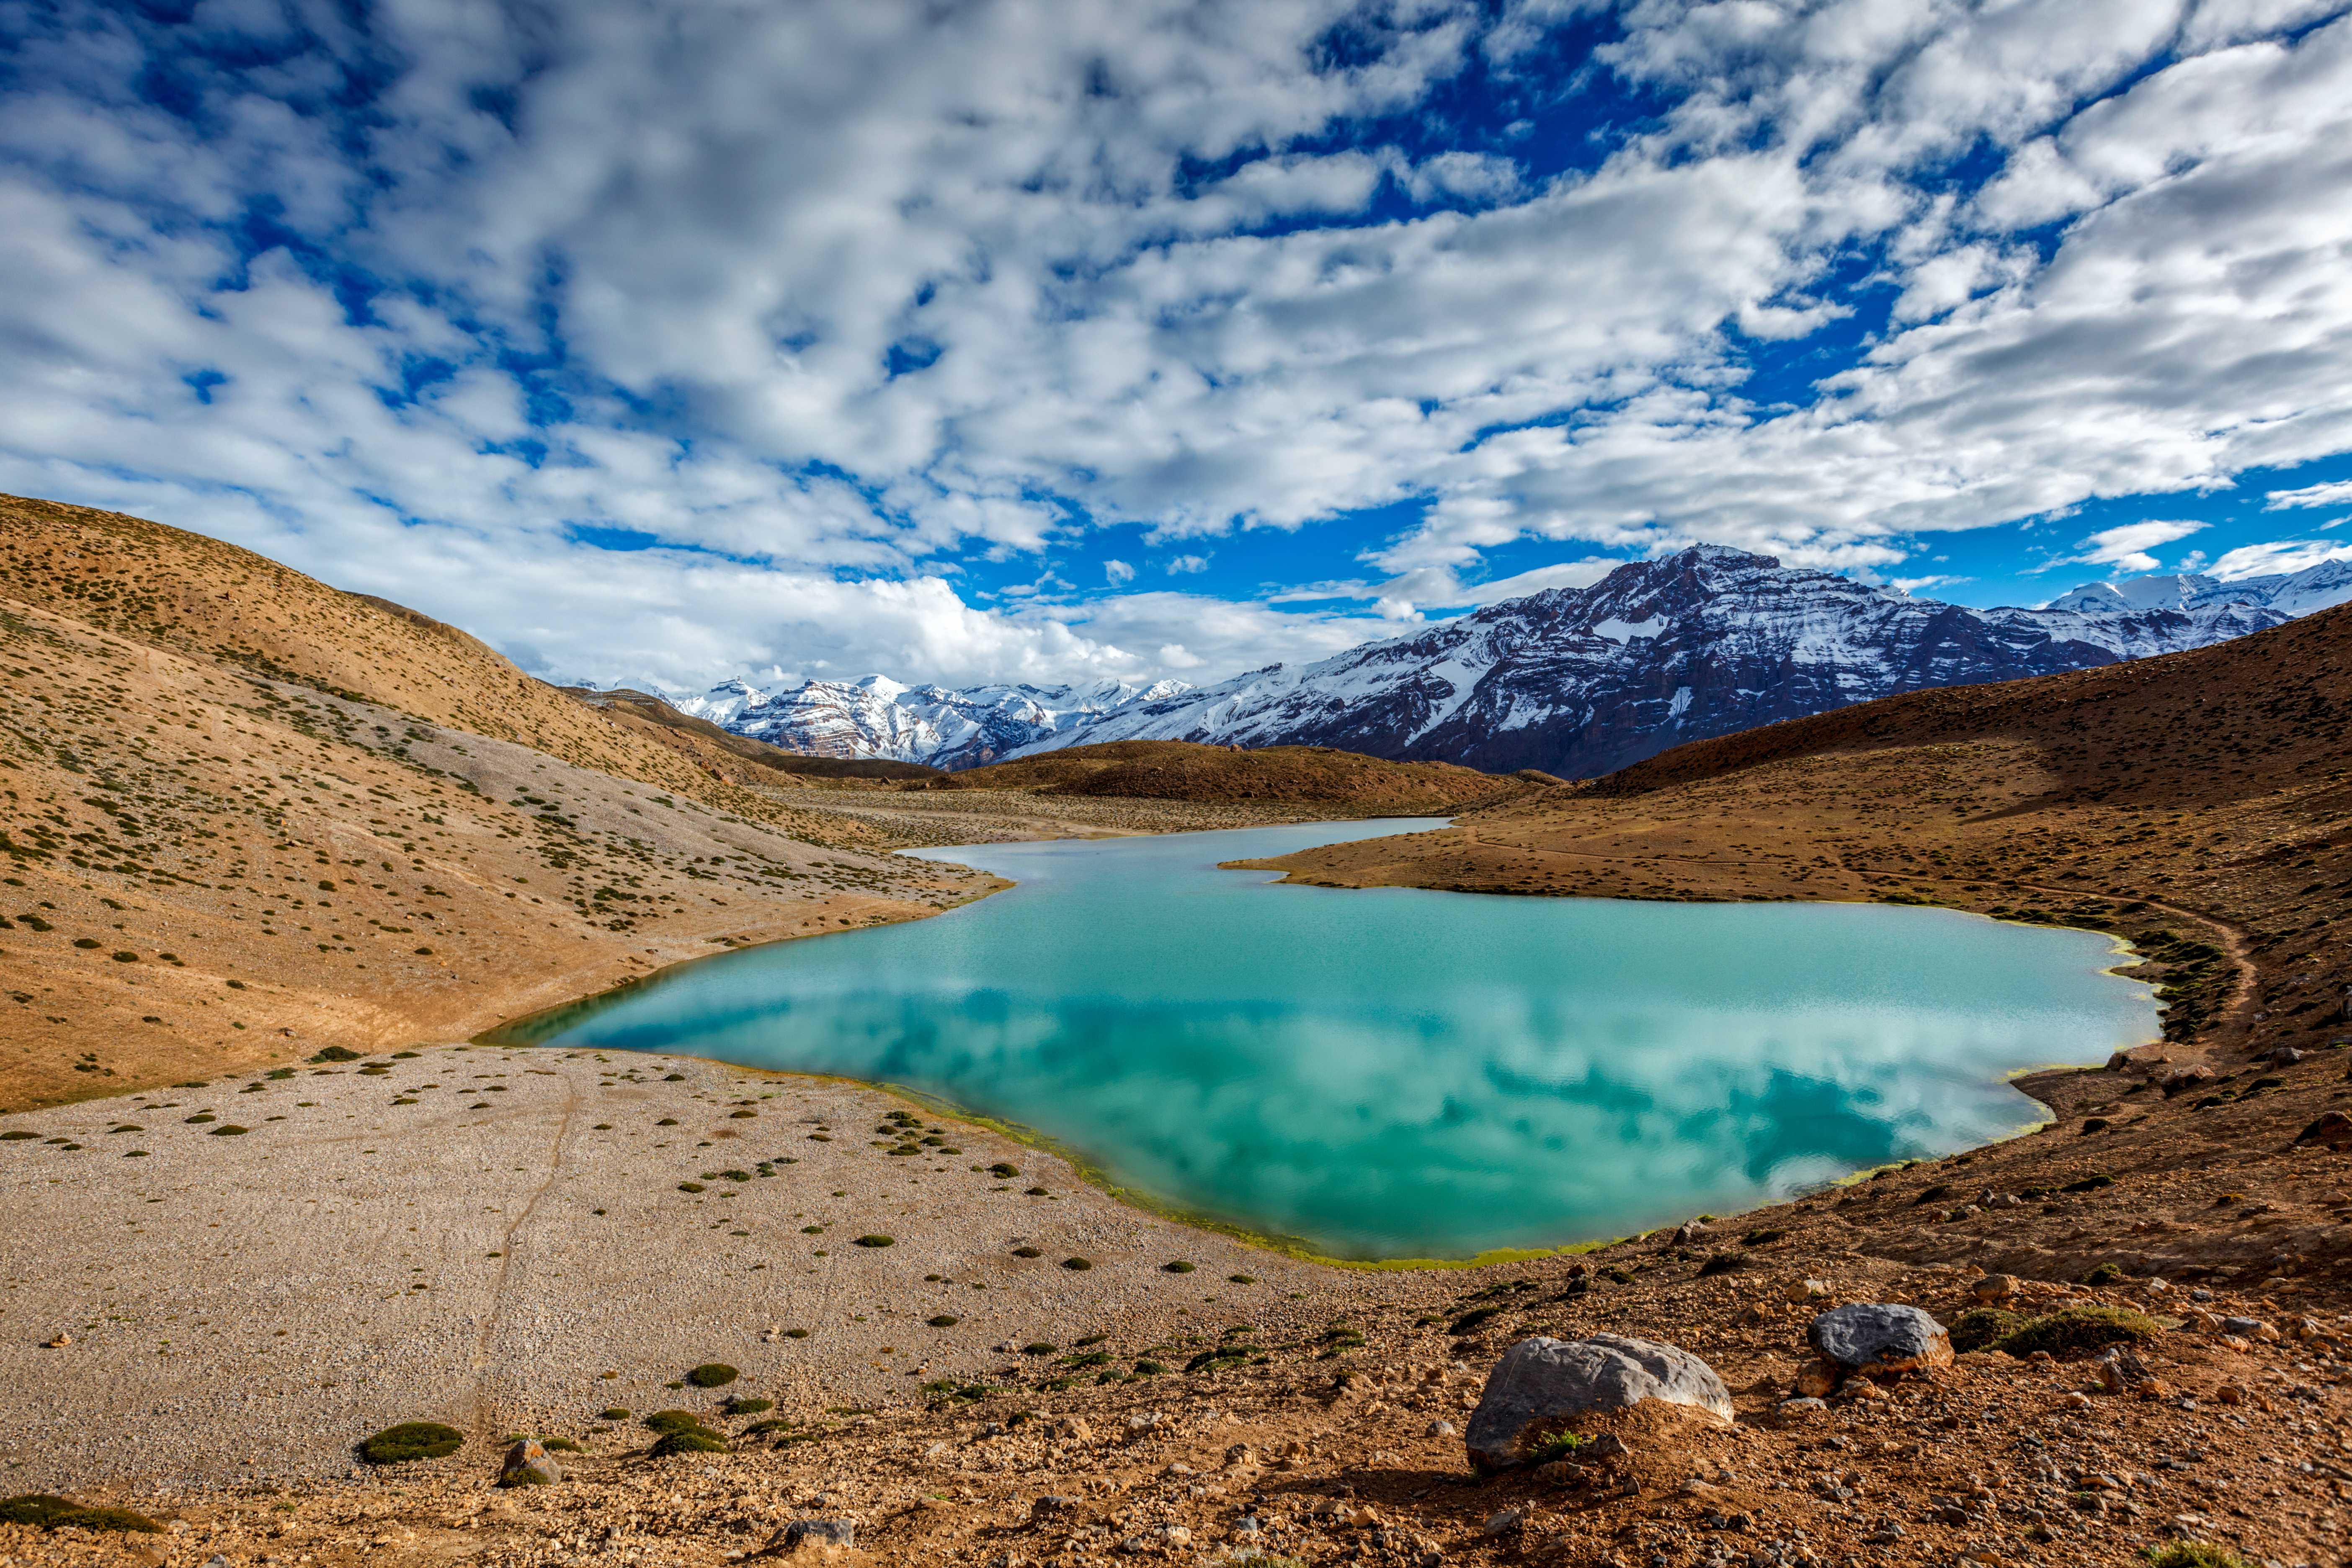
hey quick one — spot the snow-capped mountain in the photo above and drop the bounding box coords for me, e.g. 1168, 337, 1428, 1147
2045, 557, 2352, 620
655, 673, 1192, 770
987, 546, 2290, 779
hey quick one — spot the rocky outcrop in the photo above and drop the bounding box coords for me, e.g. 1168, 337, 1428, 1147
1464, 1334, 1732, 1470
496, 1439, 561, 1488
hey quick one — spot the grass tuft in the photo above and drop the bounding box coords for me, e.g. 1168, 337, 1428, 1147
1996, 1305, 2164, 1359
853, 1234, 895, 1248
1948, 1308, 2028, 1353
685, 1363, 738, 1387
358, 1421, 463, 1464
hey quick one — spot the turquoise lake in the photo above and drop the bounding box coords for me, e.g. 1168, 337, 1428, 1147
499, 818, 2158, 1259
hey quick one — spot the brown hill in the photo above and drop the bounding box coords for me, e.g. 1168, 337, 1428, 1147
952, 739, 1529, 812
0, 494, 992, 1111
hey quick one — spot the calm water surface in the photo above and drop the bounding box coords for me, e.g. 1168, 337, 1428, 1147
501, 819, 2156, 1258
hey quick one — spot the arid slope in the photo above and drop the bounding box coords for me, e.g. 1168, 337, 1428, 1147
0, 496, 993, 1112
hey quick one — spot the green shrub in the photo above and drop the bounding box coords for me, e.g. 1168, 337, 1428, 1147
1, 1130, 37, 1141
1996, 1306, 2164, 1359
1229, 1274, 1256, 1285
1021, 1342, 1057, 1355
988, 1162, 1019, 1178
2061, 1174, 2115, 1193
853, 1235, 894, 1248
0, 1496, 161, 1533
642, 1410, 704, 1435
650, 1429, 727, 1457
656, 1117, 680, 1126
1025, 1186, 1050, 1196
598, 1407, 630, 1421
742, 1418, 792, 1436
2144, 1544, 2254, 1568
927, 1315, 959, 1328
1011, 1246, 1042, 1258
540, 1438, 583, 1453
1948, 1308, 2028, 1353
1741, 1228, 1787, 1246
209, 1125, 250, 1136
1062, 1256, 1092, 1271
1058, 1350, 1112, 1368
359, 1421, 464, 1463
2082, 1262, 2125, 1286
686, 1363, 739, 1387
310, 1046, 362, 1063
1526, 1430, 1586, 1464
1135, 1359, 1167, 1376
677, 1182, 705, 1193
1163, 1260, 1195, 1274
725, 1397, 773, 1416
784, 1328, 810, 1338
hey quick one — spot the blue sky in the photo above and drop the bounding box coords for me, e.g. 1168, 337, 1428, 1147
5, 0, 2352, 694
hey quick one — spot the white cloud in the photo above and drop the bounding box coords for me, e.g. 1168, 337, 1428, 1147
2051, 519, 2208, 575
2267, 479, 2352, 509
3, 0, 2352, 692
2208, 539, 2352, 580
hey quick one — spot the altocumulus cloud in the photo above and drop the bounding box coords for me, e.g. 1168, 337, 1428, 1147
3, 0, 2352, 691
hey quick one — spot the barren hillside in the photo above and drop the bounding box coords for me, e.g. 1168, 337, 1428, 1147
0, 496, 994, 1111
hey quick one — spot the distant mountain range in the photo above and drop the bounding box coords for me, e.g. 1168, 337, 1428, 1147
634, 547, 2352, 778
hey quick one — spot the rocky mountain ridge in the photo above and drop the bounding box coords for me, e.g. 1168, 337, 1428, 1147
655, 548, 2316, 778
999, 547, 2291, 778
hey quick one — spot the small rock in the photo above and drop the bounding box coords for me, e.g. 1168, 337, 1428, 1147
1465, 1334, 1733, 1470
1784, 1279, 1830, 1304
1425, 1419, 1458, 1438
1483, 1509, 1525, 1536
2219, 1316, 2277, 1342
497, 1439, 562, 1488
2061, 1392, 2094, 1410
1968, 1274, 2018, 1302
1229, 1517, 1262, 1539
1030, 1496, 1077, 1519
1774, 1397, 1828, 1422
1809, 1303, 1954, 1379
781, 1520, 855, 1551
1671, 1220, 1709, 1245
2296, 1110, 2352, 1150
1793, 1358, 1841, 1398
1155, 1525, 1191, 1547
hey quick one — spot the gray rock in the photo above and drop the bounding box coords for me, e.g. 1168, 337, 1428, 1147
1808, 1303, 1954, 1378
782, 1519, 856, 1549
1465, 1334, 1732, 1470
496, 1439, 561, 1488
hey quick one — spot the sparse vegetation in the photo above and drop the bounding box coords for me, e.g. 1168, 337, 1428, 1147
358, 1422, 464, 1464
685, 1363, 739, 1387
0, 1496, 161, 1533
650, 1429, 728, 1457
1948, 1308, 2029, 1353
1996, 1306, 2164, 1358
854, 1234, 895, 1248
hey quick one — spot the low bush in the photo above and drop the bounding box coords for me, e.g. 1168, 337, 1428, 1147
1526, 1430, 1587, 1465
0, 1496, 161, 1533
1948, 1308, 2028, 1353
642, 1410, 704, 1435
677, 1181, 705, 1193
540, 1438, 583, 1453
359, 1421, 464, 1464
1996, 1306, 2164, 1359
1021, 1341, 1057, 1355
2144, 1544, 2253, 1568
1697, 1252, 1750, 1277
1011, 1246, 1042, 1258
1163, 1260, 1195, 1274
2082, 1262, 2125, 1286
988, 1163, 1019, 1178
1062, 1256, 1092, 1271
650, 1429, 727, 1457
686, 1363, 739, 1387
1228, 1274, 1256, 1285
725, 1397, 774, 1416
310, 1046, 362, 1063
1449, 1306, 1504, 1336
854, 1235, 894, 1248
598, 1407, 630, 1421
927, 1315, 959, 1328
